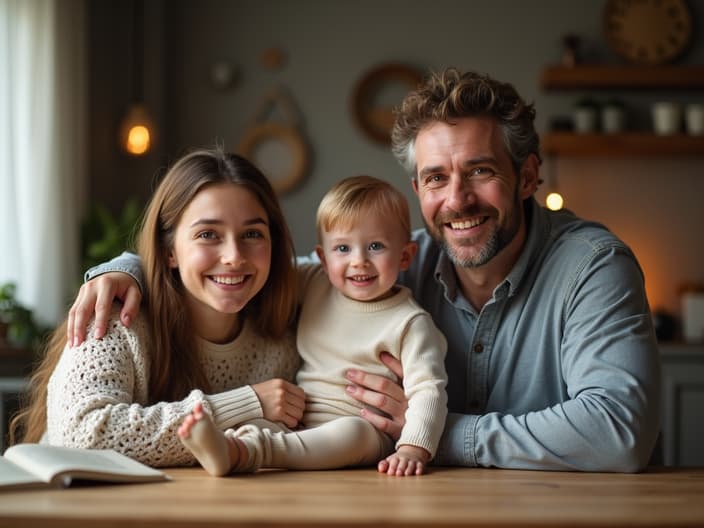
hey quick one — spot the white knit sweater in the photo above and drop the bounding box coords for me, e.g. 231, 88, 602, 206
46, 307, 299, 467
296, 265, 448, 457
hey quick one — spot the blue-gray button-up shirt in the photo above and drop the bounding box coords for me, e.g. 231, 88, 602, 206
398, 198, 660, 471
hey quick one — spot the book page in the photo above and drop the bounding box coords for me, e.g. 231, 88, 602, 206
3, 444, 168, 486
0, 456, 48, 490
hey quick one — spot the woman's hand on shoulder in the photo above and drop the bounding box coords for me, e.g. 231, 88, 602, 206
67, 272, 142, 347
251, 379, 306, 428
345, 352, 408, 441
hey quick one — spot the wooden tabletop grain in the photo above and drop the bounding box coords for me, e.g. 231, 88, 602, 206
1, 466, 703, 527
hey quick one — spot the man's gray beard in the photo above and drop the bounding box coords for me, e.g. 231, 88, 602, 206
439, 230, 501, 268
431, 187, 523, 269
431, 202, 521, 269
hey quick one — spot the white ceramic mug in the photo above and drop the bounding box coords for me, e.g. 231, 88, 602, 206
602, 106, 626, 133
573, 107, 598, 133
685, 103, 704, 136
652, 102, 682, 135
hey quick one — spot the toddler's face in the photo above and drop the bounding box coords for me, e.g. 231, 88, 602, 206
317, 212, 416, 302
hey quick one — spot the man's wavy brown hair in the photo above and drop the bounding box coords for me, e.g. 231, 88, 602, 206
391, 68, 540, 176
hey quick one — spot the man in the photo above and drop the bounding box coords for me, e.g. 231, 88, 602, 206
68, 68, 660, 472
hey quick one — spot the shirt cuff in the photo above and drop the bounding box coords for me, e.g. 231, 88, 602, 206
84, 251, 144, 294
433, 412, 478, 467
205, 385, 263, 429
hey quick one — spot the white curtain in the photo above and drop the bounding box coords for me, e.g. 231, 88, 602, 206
0, 0, 86, 326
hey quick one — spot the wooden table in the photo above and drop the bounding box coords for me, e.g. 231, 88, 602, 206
1, 466, 703, 527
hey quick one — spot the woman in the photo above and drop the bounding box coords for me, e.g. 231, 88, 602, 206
10, 148, 305, 467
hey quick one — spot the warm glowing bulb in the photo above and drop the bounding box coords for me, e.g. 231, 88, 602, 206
546, 192, 564, 211
126, 125, 151, 155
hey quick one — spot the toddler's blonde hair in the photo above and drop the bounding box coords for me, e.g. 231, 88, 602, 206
316, 176, 411, 244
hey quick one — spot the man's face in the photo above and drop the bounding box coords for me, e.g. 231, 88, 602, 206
412, 116, 535, 269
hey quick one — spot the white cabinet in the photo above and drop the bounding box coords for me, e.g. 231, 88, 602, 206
660, 344, 704, 466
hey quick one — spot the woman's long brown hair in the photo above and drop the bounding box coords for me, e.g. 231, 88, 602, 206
9, 148, 298, 444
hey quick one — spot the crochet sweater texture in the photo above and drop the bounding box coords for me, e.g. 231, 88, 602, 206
46, 307, 299, 467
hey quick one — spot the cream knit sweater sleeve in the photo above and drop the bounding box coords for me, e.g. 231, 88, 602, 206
396, 312, 448, 457
46, 308, 300, 468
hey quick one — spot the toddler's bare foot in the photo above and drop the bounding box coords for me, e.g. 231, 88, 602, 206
178, 402, 240, 476
378, 445, 429, 476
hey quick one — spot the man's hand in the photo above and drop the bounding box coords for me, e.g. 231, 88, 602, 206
67, 272, 142, 347
251, 379, 306, 429
345, 352, 408, 440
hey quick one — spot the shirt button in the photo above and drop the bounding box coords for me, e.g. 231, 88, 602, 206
473, 343, 484, 354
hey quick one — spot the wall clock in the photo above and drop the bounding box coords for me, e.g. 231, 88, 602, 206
603, 0, 693, 64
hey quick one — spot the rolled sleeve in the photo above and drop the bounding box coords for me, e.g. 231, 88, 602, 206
434, 412, 478, 467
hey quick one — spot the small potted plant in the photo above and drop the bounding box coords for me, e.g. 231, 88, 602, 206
0, 282, 44, 349
81, 197, 141, 272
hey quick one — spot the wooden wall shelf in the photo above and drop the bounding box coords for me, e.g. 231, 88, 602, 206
542, 132, 704, 157
541, 65, 704, 90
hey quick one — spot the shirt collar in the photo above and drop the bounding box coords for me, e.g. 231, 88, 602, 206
503, 197, 550, 297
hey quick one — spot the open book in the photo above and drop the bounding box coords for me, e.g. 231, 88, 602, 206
0, 443, 170, 491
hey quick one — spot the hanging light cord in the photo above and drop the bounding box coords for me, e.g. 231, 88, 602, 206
130, 0, 144, 104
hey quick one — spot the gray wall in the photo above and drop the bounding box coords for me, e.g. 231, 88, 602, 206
89, 0, 704, 320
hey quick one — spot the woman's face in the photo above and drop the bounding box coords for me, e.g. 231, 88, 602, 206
169, 183, 272, 342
